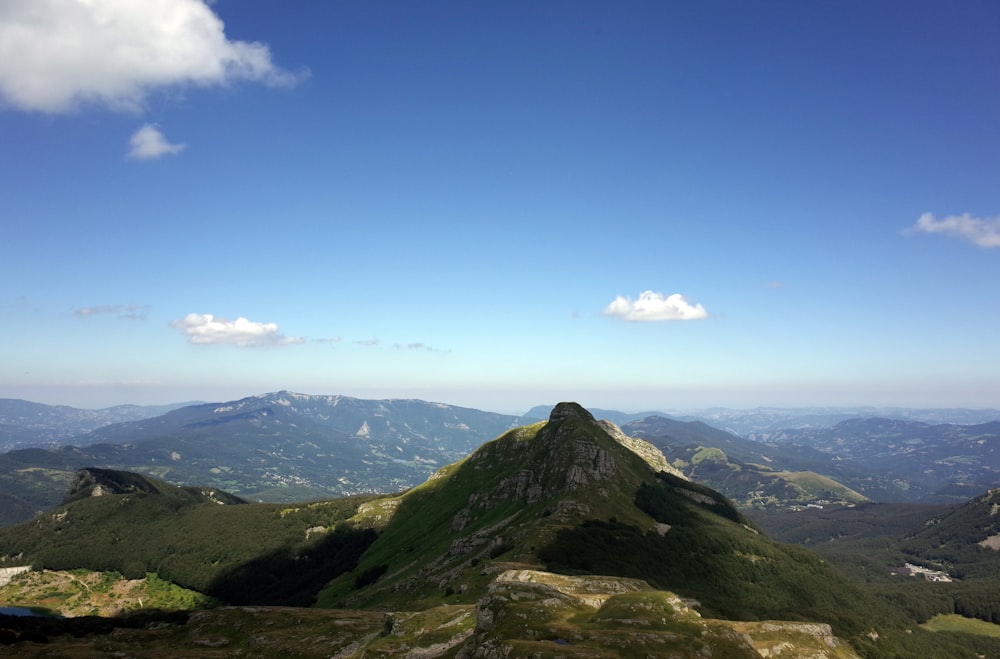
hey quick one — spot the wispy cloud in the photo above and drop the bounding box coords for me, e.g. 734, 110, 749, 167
0, 0, 306, 114
906, 212, 1000, 248
127, 124, 186, 160
393, 342, 450, 353
603, 290, 708, 321
170, 313, 305, 347
74, 304, 150, 320
356, 338, 381, 347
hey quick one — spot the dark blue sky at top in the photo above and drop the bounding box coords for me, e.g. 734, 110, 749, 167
1, 0, 998, 412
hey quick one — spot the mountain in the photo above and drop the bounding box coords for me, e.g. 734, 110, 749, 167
622, 416, 882, 507
753, 489, 1000, 632
754, 418, 1000, 501
523, 404, 672, 426
2, 403, 995, 656
0, 467, 379, 605
527, 405, 1000, 437
6, 395, 998, 530
681, 407, 1000, 436
0, 398, 194, 452
622, 414, 1000, 505
0, 391, 527, 525
898, 488, 1000, 580
61, 466, 247, 506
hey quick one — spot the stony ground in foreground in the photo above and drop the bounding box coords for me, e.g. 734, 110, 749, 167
2, 569, 860, 658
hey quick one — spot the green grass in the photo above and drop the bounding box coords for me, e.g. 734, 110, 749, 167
922, 614, 1000, 638
691, 447, 728, 465
0, 569, 215, 617
771, 471, 868, 502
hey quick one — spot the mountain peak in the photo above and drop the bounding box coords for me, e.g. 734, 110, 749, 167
545, 402, 681, 478
63, 467, 246, 506
318, 403, 688, 610
547, 401, 596, 423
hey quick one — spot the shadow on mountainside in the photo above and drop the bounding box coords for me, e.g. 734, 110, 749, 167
0, 609, 190, 647
206, 527, 377, 607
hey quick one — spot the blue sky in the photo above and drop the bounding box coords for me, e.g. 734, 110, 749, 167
2, 0, 999, 414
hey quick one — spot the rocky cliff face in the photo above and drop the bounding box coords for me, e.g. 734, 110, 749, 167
457, 402, 677, 517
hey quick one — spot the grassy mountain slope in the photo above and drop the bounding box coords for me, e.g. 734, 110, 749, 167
4, 404, 999, 656
0, 469, 379, 606
899, 488, 1000, 580
311, 403, 946, 655
316, 403, 679, 610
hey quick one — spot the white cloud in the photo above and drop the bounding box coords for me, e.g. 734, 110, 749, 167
906, 212, 1000, 248
170, 313, 305, 347
603, 290, 709, 321
0, 0, 304, 114
127, 124, 186, 159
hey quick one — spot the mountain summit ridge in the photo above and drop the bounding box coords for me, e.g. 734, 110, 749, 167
320, 401, 676, 609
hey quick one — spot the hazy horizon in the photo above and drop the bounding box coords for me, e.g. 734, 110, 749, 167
4, 384, 999, 419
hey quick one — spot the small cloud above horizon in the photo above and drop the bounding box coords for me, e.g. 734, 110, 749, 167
603, 290, 709, 321
906, 212, 1000, 248
127, 124, 186, 160
74, 304, 150, 320
393, 342, 451, 353
0, 0, 305, 114
170, 313, 305, 347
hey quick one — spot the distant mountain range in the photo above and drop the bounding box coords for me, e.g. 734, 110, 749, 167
528, 404, 1000, 436
752, 417, 1000, 500
2, 393, 1000, 528
7, 398, 996, 456
622, 415, 882, 506
0, 392, 527, 525
0, 398, 196, 451
619, 415, 1000, 505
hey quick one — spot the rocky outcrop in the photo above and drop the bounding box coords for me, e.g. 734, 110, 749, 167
598, 419, 686, 479
0, 566, 30, 587
456, 570, 804, 658
734, 620, 860, 658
